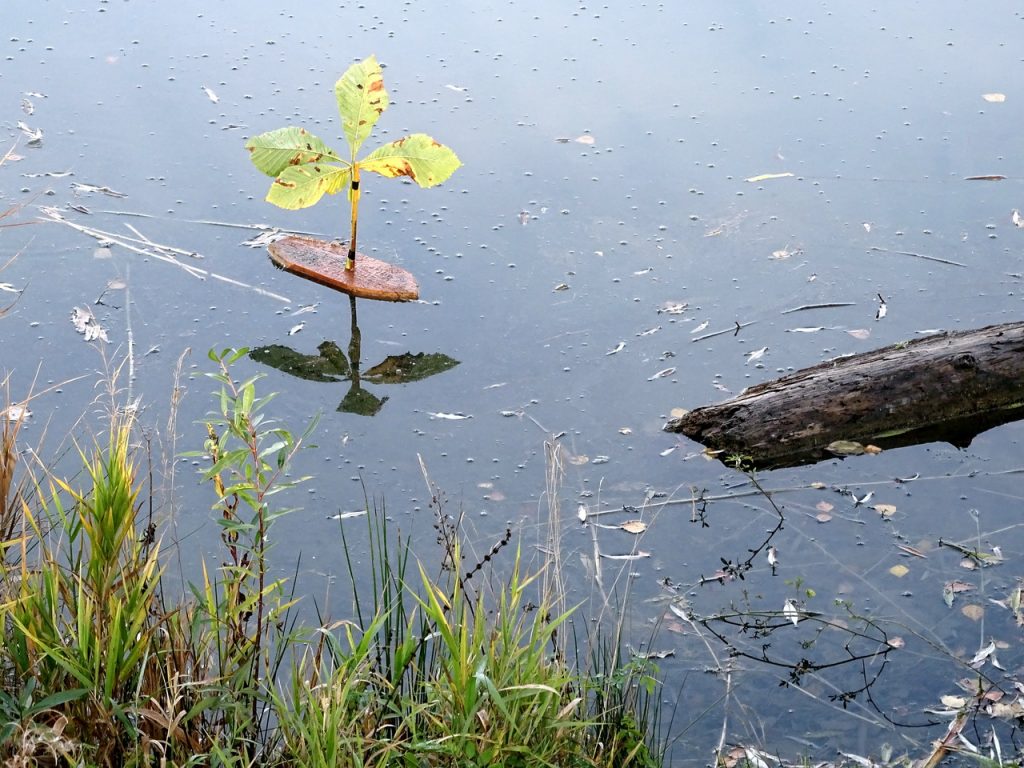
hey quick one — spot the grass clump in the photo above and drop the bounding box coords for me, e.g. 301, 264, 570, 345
0, 349, 667, 766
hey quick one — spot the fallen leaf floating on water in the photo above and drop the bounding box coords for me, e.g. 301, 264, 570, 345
606, 341, 625, 356
427, 411, 472, 420
1012, 210, 1023, 228
982, 93, 1007, 103
647, 367, 675, 381
875, 294, 887, 320
630, 648, 675, 660
444, 83, 467, 92
21, 170, 73, 179
863, 444, 883, 454
16, 121, 42, 145
815, 512, 832, 523
889, 564, 910, 578
787, 326, 824, 333
745, 172, 794, 183
287, 322, 304, 336
783, 599, 799, 626
3, 404, 30, 422
942, 580, 975, 608
327, 509, 368, 521
961, 604, 985, 621
896, 544, 926, 558
202, 85, 219, 103
618, 427, 632, 435
874, 503, 897, 517
690, 320, 710, 335
847, 328, 871, 340
970, 642, 997, 667
636, 326, 660, 337
591, 455, 610, 465
552, 282, 570, 291
575, 134, 595, 145
941, 695, 968, 709
620, 520, 648, 535
658, 301, 688, 315
600, 551, 651, 561
964, 174, 1006, 181
70, 306, 109, 342
745, 346, 768, 364
659, 446, 676, 457
0, 283, 20, 294
72, 182, 127, 198
577, 504, 588, 523
771, 246, 801, 260
21, 98, 34, 115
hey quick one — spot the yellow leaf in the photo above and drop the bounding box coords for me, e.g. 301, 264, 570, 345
620, 520, 648, 535
745, 172, 794, 183
863, 444, 883, 455
874, 503, 897, 517
961, 604, 985, 621
889, 564, 910, 578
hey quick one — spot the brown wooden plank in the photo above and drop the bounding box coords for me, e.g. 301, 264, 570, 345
665, 321, 1024, 468
268, 235, 419, 302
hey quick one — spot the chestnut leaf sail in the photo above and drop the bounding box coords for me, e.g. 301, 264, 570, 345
360, 134, 462, 187
246, 56, 460, 212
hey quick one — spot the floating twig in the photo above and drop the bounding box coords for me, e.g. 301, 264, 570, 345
869, 246, 966, 268
691, 320, 757, 342
40, 208, 291, 303
780, 302, 857, 315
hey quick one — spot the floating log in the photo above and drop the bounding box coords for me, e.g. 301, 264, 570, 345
665, 321, 1024, 468
268, 235, 419, 301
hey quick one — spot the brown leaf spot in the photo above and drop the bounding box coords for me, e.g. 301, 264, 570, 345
274, 179, 296, 189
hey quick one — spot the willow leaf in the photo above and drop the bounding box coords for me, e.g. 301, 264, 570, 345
335, 55, 388, 156
360, 134, 461, 188
245, 127, 340, 177
266, 163, 351, 210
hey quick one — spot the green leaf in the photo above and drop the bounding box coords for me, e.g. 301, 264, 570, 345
360, 134, 462, 188
266, 163, 352, 210
335, 55, 389, 155
245, 127, 340, 177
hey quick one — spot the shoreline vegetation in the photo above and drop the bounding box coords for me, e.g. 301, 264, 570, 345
0, 347, 666, 767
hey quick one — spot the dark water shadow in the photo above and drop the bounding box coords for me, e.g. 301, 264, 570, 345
250, 295, 458, 416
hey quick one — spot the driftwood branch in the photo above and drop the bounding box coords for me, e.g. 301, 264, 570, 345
665, 321, 1024, 468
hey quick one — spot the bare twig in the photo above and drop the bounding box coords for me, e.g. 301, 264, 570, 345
869, 245, 967, 268
39, 208, 291, 303
691, 321, 757, 342
780, 302, 857, 314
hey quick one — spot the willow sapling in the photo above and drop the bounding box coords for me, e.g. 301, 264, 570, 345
246, 55, 461, 270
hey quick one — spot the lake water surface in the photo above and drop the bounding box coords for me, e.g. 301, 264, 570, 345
3, 3, 1024, 764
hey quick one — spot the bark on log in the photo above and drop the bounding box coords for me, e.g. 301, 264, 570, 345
664, 321, 1024, 468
